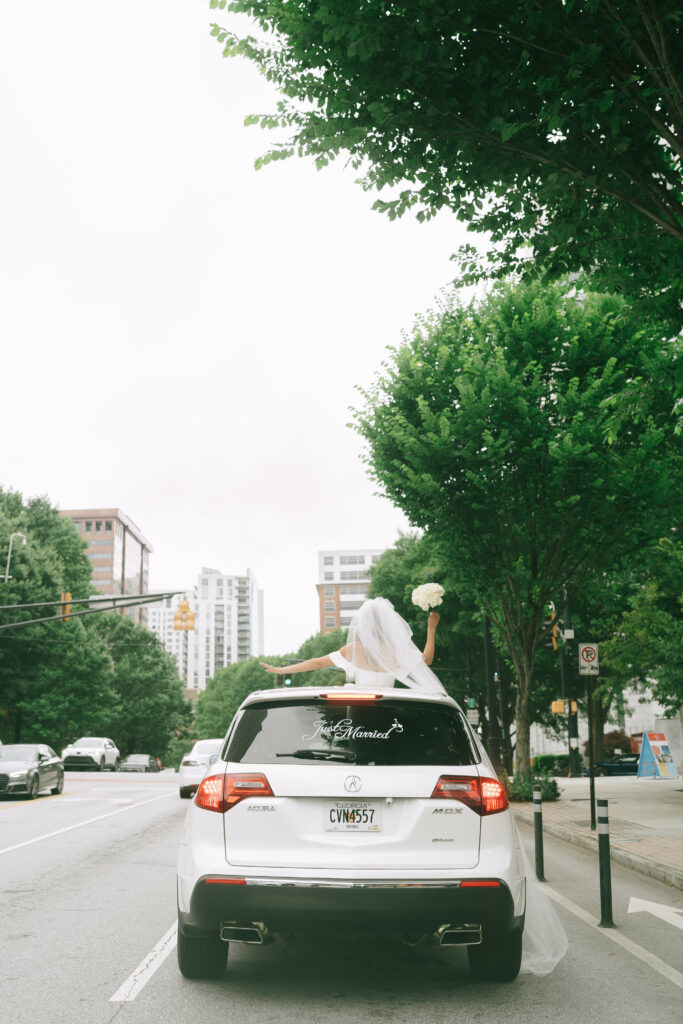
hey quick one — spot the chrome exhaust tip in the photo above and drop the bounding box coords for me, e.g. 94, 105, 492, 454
219, 922, 270, 944
434, 923, 482, 946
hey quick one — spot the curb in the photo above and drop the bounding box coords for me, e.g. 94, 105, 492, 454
515, 813, 683, 891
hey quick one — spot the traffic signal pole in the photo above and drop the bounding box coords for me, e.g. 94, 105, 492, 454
483, 615, 502, 773
561, 588, 582, 778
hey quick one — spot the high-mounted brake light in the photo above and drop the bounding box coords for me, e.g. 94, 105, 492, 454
321, 692, 383, 703
431, 775, 508, 816
195, 772, 274, 813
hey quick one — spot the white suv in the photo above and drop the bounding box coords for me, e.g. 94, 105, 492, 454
177, 687, 526, 982
62, 736, 120, 771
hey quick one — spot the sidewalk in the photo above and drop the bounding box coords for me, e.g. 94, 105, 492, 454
512, 776, 683, 890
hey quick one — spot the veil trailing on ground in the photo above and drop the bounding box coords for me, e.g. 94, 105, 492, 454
344, 598, 447, 695
518, 829, 569, 975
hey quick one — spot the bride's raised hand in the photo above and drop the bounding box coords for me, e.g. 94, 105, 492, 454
260, 662, 283, 674
428, 611, 440, 630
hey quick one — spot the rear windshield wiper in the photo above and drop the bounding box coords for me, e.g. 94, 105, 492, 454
276, 748, 357, 763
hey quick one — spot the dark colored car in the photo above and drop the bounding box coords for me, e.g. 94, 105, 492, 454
581, 753, 639, 777
0, 743, 64, 798
120, 754, 160, 773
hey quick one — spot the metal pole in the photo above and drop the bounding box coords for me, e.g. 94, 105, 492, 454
484, 615, 502, 773
587, 675, 596, 831
533, 785, 546, 882
562, 586, 581, 777
597, 799, 615, 927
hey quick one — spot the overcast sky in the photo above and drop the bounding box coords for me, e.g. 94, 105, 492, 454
0, 1, 475, 653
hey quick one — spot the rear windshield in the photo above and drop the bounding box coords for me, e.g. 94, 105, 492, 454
226, 699, 478, 767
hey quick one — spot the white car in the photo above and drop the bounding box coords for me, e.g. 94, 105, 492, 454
62, 736, 120, 772
178, 738, 225, 799
177, 687, 526, 982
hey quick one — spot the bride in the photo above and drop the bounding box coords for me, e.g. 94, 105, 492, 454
261, 596, 446, 693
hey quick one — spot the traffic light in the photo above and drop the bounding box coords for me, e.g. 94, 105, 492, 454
61, 592, 72, 622
173, 609, 184, 631
543, 611, 559, 651
284, 677, 292, 687
184, 609, 195, 631
551, 699, 578, 714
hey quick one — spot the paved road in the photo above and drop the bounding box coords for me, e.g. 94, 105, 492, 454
1, 773, 682, 1024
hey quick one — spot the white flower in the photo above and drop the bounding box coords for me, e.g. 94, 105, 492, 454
411, 583, 445, 612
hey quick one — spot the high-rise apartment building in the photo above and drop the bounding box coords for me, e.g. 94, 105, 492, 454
147, 567, 264, 696
60, 508, 152, 625
316, 549, 384, 633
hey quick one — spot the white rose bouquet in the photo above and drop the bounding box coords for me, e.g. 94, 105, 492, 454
411, 583, 445, 612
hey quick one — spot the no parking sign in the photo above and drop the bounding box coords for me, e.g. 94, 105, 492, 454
578, 643, 599, 675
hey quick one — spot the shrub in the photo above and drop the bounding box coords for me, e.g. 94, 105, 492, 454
531, 753, 570, 775
505, 773, 562, 802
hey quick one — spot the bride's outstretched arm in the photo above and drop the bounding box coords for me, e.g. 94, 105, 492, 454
260, 655, 335, 675
422, 612, 440, 666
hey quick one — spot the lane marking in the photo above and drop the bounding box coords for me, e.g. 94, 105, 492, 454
628, 896, 683, 932
546, 885, 683, 990
0, 792, 175, 856
110, 922, 178, 1002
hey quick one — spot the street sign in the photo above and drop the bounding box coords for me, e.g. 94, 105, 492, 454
466, 708, 480, 726
578, 643, 599, 675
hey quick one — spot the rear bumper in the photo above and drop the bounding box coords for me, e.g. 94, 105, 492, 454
179, 874, 523, 938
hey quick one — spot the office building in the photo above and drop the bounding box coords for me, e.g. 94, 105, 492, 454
60, 508, 152, 625
316, 549, 384, 633
147, 567, 264, 695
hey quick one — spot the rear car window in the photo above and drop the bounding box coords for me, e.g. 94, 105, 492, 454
226, 699, 478, 767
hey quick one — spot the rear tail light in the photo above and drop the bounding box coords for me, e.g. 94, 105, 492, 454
431, 775, 508, 816
195, 772, 274, 813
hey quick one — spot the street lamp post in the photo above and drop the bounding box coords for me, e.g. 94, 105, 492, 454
3, 532, 27, 583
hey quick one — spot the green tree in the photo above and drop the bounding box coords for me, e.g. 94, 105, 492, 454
212, 1, 683, 318
0, 489, 98, 744
90, 614, 190, 758
353, 279, 680, 772
602, 536, 683, 713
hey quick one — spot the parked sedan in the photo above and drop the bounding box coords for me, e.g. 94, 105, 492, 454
581, 753, 640, 777
120, 754, 160, 773
0, 744, 64, 798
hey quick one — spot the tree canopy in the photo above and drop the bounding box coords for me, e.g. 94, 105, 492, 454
0, 489, 189, 757
213, 0, 683, 318
353, 279, 681, 770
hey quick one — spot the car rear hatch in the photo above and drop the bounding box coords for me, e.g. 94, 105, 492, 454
220, 693, 483, 871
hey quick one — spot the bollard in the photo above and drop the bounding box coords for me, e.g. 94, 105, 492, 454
533, 785, 546, 882
597, 798, 615, 927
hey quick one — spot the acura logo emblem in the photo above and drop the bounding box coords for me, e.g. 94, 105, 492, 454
344, 775, 361, 793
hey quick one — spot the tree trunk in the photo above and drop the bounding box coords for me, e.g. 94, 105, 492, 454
514, 684, 531, 776
590, 694, 608, 761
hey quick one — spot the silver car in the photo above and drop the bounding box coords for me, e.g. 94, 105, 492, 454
178, 738, 224, 799
0, 743, 64, 798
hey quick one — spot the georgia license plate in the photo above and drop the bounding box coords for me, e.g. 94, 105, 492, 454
325, 801, 381, 832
